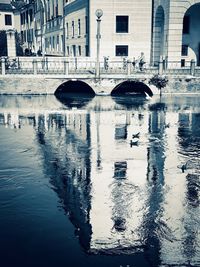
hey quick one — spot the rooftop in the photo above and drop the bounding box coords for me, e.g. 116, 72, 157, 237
0, 3, 14, 11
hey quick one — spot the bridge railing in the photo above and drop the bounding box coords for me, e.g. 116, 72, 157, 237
163, 61, 191, 76
0, 56, 199, 77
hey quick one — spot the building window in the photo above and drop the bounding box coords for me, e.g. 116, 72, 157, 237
182, 45, 188, 56
20, 14, 23, 25
72, 45, 76, 56
115, 45, 128, 56
114, 162, 127, 179
72, 21, 75, 38
66, 22, 69, 38
67, 46, 70, 56
24, 30, 26, 42
181, 59, 185, 67
85, 45, 89, 56
21, 31, 24, 43
78, 19, 81, 36
183, 16, 190, 34
61, 35, 63, 52
45, 38, 49, 48
116, 16, 129, 33
55, 0, 58, 17
49, 37, 52, 50
78, 45, 81, 56
53, 36, 55, 50
29, 9, 33, 22
26, 10, 28, 23
85, 16, 88, 34
57, 35, 59, 51
115, 125, 127, 140
5, 14, 12, 25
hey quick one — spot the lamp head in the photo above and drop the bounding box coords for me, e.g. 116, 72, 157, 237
95, 9, 103, 19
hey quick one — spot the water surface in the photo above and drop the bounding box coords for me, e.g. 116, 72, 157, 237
0, 95, 199, 267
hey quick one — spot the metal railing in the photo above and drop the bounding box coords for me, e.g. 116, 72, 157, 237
1, 57, 199, 77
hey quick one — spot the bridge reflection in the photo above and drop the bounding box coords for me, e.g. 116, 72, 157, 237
0, 95, 199, 266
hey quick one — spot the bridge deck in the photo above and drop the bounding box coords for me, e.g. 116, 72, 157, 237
1, 57, 199, 77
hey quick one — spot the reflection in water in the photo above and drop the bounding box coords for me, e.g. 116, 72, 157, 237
55, 93, 95, 109
0, 95, 200, 267
36, 111, 93, 251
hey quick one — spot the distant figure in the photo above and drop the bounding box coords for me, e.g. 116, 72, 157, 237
37, 49, 42, 56
132, 57, 136, 70
138, 52, 146, 71
123, 57, 127, 70
104, 56, 109, 70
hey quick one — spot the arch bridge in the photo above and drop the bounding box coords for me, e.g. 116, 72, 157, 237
1, 56, 199, 96
54, 78, 157, 97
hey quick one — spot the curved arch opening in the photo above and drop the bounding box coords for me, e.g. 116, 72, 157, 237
55, 80, 95, 108
55, 80, 95, 96
153, 5, 165, 65
182, 3, 200, 66
111, 81, 153, 97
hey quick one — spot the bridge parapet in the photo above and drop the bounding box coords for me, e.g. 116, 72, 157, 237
1, 57, 200, 96
1, 56, 199, 78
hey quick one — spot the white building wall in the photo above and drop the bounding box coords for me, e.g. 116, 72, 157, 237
89, 0, 152, 61
0, 11, 15, 30
65, 8, 88, 56
14, 12, 21, 32
44, 0, 64, 56
152, 0, 170, 64
154, 0, 200, 65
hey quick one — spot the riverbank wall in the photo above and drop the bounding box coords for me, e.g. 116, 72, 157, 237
0, 75, 200, 95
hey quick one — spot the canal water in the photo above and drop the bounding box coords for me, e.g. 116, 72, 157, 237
0, 94, 199, 267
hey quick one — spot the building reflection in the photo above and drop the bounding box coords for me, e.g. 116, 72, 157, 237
142, 104, 166, 267
177, 112, 200, 263
36, 111, 93, 252
0, 95, 199, 265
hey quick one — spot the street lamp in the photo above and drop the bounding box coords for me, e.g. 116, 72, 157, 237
95, 9, 103, 78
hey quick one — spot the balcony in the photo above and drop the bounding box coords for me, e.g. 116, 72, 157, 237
46, 16, 63, 33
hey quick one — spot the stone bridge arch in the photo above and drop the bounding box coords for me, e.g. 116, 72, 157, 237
53, 78, 158, 96
54, 79, 96, 96
111, 80, 154, 97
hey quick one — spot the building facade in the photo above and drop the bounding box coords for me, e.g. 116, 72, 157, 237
44, 0, 64, 56
153, 0, 200, 66
19, 1, 35, 54
64, 0, 153, 61
0, 1, 20, 31
1, 0, 200, 65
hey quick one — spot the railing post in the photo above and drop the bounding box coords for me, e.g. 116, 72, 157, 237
127, 60, 131, 76
158, 56, 163, 75
32, 59, 37, 75
64, 61, 69, 75
190, 59, 195, 76
1, 57, 6, 75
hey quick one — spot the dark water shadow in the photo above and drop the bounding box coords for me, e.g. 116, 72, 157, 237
112, 95, 148, 110
55, 93, 95, 109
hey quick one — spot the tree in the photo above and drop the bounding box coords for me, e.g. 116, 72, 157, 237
149, 74, 168, 97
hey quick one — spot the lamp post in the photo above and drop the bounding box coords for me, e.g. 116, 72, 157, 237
63, 0, 66, 56
95, 9, 103, 78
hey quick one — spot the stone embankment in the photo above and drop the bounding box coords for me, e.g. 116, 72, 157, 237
0, 75, 200, 95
